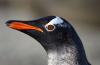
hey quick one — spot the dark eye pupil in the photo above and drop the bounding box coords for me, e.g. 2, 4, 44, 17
47, 25, 54, 30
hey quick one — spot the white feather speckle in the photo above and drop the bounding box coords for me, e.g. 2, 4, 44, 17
48, 45, 78, 65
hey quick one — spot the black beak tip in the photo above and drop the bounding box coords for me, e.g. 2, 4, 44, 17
6, 20, 15, 26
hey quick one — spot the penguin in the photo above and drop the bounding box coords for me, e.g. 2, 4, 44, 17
6, 16, 91, 65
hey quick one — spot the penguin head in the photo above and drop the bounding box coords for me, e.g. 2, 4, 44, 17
6, 16, 72, 49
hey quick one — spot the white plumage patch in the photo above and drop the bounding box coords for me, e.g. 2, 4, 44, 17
47, 16, 63, 25
48, 45, 78, 65
45, 16, 64, 32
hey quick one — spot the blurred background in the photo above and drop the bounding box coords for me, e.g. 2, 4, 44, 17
0, 0, 100, 65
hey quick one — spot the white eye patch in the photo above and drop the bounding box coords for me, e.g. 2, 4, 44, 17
47, 16, 63, 25
45, 16, 63, 32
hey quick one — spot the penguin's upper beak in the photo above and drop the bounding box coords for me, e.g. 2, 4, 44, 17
6, 20, 43, 32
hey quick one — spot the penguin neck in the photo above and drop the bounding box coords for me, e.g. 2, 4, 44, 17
39, 33, 90, 65
47, 43, 79, 65
44, 41, 89, 65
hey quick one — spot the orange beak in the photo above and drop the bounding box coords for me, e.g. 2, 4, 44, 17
8, 22, 43, 32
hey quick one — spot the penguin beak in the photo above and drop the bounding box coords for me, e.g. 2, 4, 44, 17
6, 20, 43, 32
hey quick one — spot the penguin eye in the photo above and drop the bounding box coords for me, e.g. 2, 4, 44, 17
45, 24, 55, 32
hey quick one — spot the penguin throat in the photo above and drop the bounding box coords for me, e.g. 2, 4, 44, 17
47, 44, 79, 65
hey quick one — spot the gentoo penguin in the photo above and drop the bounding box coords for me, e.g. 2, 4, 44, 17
6, 16, 91, 65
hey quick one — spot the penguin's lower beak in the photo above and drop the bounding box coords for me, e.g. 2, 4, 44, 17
6, 20, 43, 32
